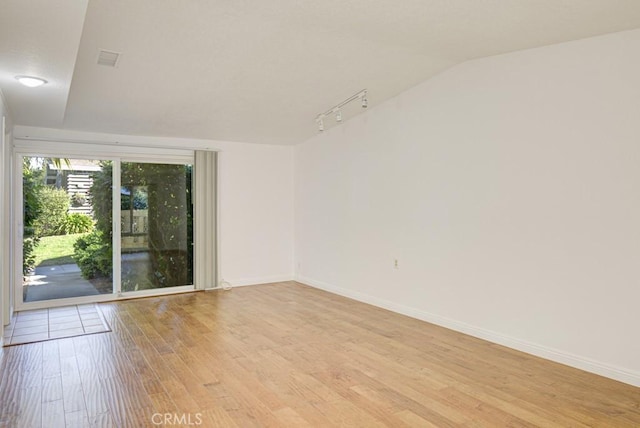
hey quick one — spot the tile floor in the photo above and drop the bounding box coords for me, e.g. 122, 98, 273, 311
2, 304, 110, 346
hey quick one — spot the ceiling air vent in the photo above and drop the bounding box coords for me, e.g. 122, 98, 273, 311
97, 50, 121, 67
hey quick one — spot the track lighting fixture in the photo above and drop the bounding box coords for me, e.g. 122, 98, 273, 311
315, 89, 368, 132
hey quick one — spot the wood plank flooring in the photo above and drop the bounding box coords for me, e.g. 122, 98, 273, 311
1, 281, 639, 427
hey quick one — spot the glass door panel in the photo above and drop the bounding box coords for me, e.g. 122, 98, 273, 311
120, 162, 193, 292
21, 157, 113, 302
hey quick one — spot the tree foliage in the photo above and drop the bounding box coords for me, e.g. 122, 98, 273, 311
90, 161, 113, 238
74, 161, 113, 280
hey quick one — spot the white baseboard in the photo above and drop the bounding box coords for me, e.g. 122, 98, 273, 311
297, 275, 640, 388
223, 275, 294, 288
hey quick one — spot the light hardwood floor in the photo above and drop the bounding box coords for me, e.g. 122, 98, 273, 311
1, 281, 639, 427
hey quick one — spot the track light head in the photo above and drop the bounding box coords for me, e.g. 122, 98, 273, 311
361, 95, 368, 108
317, 118, 324, 132
336, 110, 342, 122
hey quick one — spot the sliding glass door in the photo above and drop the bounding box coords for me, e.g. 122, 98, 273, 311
19, 155, 194, 307
21, 157, 113, 303
120, 162, 193, 292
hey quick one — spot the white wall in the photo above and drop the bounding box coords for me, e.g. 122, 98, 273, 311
1, 90, 13, 339
216, 140, 294, 285
13, 126, 294, 288
295, 29, 640, 386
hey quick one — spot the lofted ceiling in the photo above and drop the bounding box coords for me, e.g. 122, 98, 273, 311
2, 1, 640, 145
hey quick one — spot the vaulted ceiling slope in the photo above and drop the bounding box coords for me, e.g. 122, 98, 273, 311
2, 0, 640, 145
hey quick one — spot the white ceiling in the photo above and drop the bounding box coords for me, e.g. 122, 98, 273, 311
2, 0, 640, 145
0, 0, 88, 128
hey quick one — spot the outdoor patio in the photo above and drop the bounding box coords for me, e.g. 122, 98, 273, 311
24, 263, 99, 302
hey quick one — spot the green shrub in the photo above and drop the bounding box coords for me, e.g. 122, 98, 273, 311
59, 213, 94, 235
23, 233, 40, 274
33, 187, 70, 236
23, 160, 44, 275
73, 231, 112, 279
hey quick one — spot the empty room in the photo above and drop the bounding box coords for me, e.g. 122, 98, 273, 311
1, 1, 640, 427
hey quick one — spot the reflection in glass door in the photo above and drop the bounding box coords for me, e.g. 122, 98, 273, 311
120, 162, 193, 292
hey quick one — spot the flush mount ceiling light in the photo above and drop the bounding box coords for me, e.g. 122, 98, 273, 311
16, 75, 48, 88
315, 89, 368, 132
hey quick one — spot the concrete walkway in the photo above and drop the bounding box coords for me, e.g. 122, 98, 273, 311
24, 252, 157, 301
24, 263, 100, 302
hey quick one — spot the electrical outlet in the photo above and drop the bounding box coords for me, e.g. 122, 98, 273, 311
394, 259, 399, 269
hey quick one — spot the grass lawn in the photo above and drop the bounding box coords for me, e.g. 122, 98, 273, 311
33, 233, 87, 267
